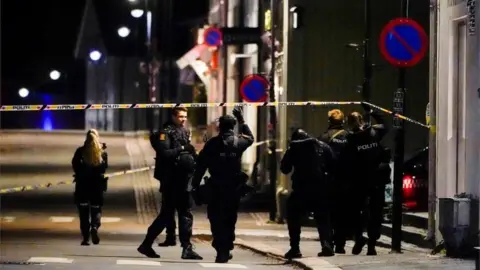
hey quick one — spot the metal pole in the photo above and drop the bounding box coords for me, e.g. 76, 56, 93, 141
268, 0, 278, 222
222, 0, 229, 115
145, 0, 153, 132
391, 0, 409, 253
426, 0, 438, 244
363, 0, 373, 123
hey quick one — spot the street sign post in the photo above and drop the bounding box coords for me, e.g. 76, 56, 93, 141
379, 18, 428, 68
221, 27, 262, 45
203, 27, 223, 47
239, 74, 269, 103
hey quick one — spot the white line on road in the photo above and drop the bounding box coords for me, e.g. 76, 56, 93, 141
1, 216, 16, 222
102, 217, 122, 223
49, 216, 75, 223
27, 257, 73, 264
199, 263, 247, 268
116, 259, 161, 266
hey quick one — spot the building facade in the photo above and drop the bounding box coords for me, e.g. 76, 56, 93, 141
435, 0, 479, 241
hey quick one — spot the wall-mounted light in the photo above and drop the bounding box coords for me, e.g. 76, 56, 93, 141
289, 6, 304, 29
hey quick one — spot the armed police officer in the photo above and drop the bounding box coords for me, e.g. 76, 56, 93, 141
319, 109, 350, 254
138, 107, 203, 260
281, 128, 336, 259
342, 103, 387, 255
191, 107, 254, 263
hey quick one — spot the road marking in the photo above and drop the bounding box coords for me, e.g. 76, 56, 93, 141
199, 263, 247, 268
102, 217, 122, 223
1, 216, 16, 222
49, 216, 75, 223
27, 257, 73, 264
116, 259, 161, 266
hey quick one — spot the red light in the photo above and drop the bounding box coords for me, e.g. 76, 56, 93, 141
403, 175, 415, 199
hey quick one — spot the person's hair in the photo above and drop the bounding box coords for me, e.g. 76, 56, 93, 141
347, 111, 364, 129
172, 107, 188, 116
328, 109, 344, 125
82, 129, 103, 167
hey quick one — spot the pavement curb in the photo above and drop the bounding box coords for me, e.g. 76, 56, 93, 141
234, 239, 342, 270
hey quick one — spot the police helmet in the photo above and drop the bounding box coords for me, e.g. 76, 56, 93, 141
218, 115, 237, 131
291, 128, 310, 141
177, 153, 196, 174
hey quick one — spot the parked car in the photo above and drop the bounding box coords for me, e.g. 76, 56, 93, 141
385, 146, 429, 212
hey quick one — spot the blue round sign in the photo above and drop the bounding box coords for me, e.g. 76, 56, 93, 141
239, 75, 269, 102
203, 27, 222, 47
379, 18, 428, 68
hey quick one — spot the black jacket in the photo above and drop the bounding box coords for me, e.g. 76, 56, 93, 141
280, 137, 335, 191
342, 111, 387, 179
72, 146, 108, 193
150, 122, 195, 183
191, 123, 254, 189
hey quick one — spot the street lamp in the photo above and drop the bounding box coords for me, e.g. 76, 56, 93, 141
49, 70, 61, 80
131, 9, 144, 18
89, 50, 102, 61
18, 88, 29, 98
127, 0, 137, 2
117, 26, 131, 38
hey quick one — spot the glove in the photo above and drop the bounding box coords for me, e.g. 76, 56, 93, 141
232, 107, 245, 123
183, 144, 196, 154
361, 102, 372, 113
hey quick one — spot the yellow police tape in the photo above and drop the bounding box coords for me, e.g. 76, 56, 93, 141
0, 101, 360, 111
0, 140, 271, 195
0, 100, 429, 129
0, 166, 155, 195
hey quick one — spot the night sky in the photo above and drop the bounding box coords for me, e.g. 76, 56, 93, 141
1, 0, 208, 104
1, 0, 208, 129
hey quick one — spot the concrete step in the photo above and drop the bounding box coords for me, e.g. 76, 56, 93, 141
380, 223, 433, 249
402, 211, 428, 229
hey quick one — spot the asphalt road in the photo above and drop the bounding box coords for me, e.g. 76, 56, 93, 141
0, 132, 296, 270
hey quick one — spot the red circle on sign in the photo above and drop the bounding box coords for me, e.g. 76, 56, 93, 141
379, 18, 428, 68
203, 27, 223, 47
240, 74, 269, 103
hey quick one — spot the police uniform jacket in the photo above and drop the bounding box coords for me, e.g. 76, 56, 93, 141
72, 147, 109, 194
341, 111, 387, 180
191, 123, 254, 190
280, 137, 335, 192
150, 122, 195, 190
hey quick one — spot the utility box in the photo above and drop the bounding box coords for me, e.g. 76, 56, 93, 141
439, 197, 477, 257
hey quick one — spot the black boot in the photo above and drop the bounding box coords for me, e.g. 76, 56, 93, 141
80, 230, 90, 246
318, 241, 335, 257
366, 239, 377, 256
158, 235, 177, 247
137, 244, 160, 258
181, 245, 203, 260
215, 250, 230, 263
352, 237, 367, 255
284, 247, 302, 259
91, 228, 100, 245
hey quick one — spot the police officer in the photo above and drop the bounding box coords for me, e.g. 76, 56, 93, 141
281, 129, 335, 259
342, 102, 387, 255
72, 129, 108, 246
149, 128, 177, 247
365, 146, 392, 255
191, 107, 254, 263
319, 109, 350, 254
138, 107, 202, 260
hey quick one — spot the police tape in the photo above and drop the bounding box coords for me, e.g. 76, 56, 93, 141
0, 166, 155, 195
0, 101, 361, 111
363, 102, 430, 129
0, 140, 272, 195
0, 100, 429, 129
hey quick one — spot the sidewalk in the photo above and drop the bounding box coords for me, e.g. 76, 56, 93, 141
233, 237, 475, 270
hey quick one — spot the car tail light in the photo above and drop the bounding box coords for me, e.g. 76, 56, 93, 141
403, 175, 415, 199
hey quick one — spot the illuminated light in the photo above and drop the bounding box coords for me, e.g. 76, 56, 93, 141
42, 115, 53, 131
41, 94, 54, 131
18, 88, 29, 98
130, 9, 144, 18
89, 50, 102, 61
49, 70, 61, 80
117, 26, 131, 38
402, 175, 415, 199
